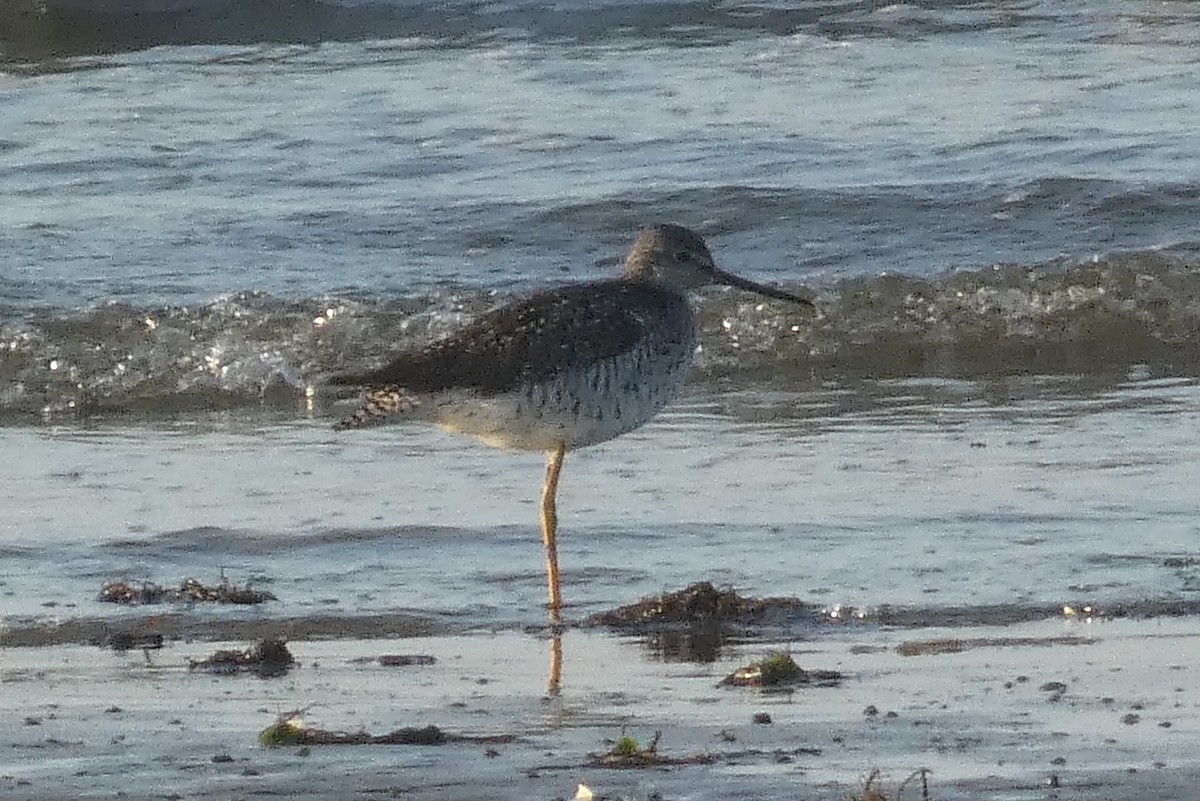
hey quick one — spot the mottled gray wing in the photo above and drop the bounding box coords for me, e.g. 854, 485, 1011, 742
328, 281, 681, 396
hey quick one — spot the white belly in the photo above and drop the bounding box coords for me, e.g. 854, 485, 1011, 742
432, 341, 695, 452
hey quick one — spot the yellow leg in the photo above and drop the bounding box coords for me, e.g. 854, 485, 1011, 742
547, 631, 563, 697
540, 441, 567, 623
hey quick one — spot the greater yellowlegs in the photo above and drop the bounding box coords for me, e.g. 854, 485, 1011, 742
329, 224, 813, 620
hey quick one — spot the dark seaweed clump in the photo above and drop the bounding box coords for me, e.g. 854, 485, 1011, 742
587, 582, 819, 662
99, 577, 276, 605
189, 638, 295, 678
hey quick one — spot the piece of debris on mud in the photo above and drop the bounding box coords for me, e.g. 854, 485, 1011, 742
587, 582, 814, 630
258, 712, 515, 748
852, 768, 932, 801
896, 635, 1093, 657
104, 631, 165, 653
189, 639, 295, 678
376, 654, 437, 667
98, 581, 168, 605
99, 577, 276, 606
587, 731, 714, 769
176, 577, 276, 604
345, 653, 438, 667
720, 651, 843, 689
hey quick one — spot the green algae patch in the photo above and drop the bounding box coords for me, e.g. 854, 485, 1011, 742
720, 651, 842, 689
588, 731, 714, 769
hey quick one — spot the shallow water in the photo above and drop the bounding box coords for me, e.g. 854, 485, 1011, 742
4, 376, 1198, 630
4, 4, 1200, 797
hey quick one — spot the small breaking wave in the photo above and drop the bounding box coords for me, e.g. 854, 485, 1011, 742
2, 249, 1199, 422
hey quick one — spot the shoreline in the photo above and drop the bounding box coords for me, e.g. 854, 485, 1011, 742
4, 617, 1198, 800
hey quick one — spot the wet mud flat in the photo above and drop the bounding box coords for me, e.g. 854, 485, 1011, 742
3, 591, 1199, 800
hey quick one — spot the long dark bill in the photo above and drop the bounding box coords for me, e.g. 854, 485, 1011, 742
712, 267, 814, 308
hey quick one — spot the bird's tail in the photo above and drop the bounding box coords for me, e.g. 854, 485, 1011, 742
335, 386, 421, 430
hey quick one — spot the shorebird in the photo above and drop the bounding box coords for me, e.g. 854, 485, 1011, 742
329, 224, 813, 621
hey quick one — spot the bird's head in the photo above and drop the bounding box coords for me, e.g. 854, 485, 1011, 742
622, 224, 814, 307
